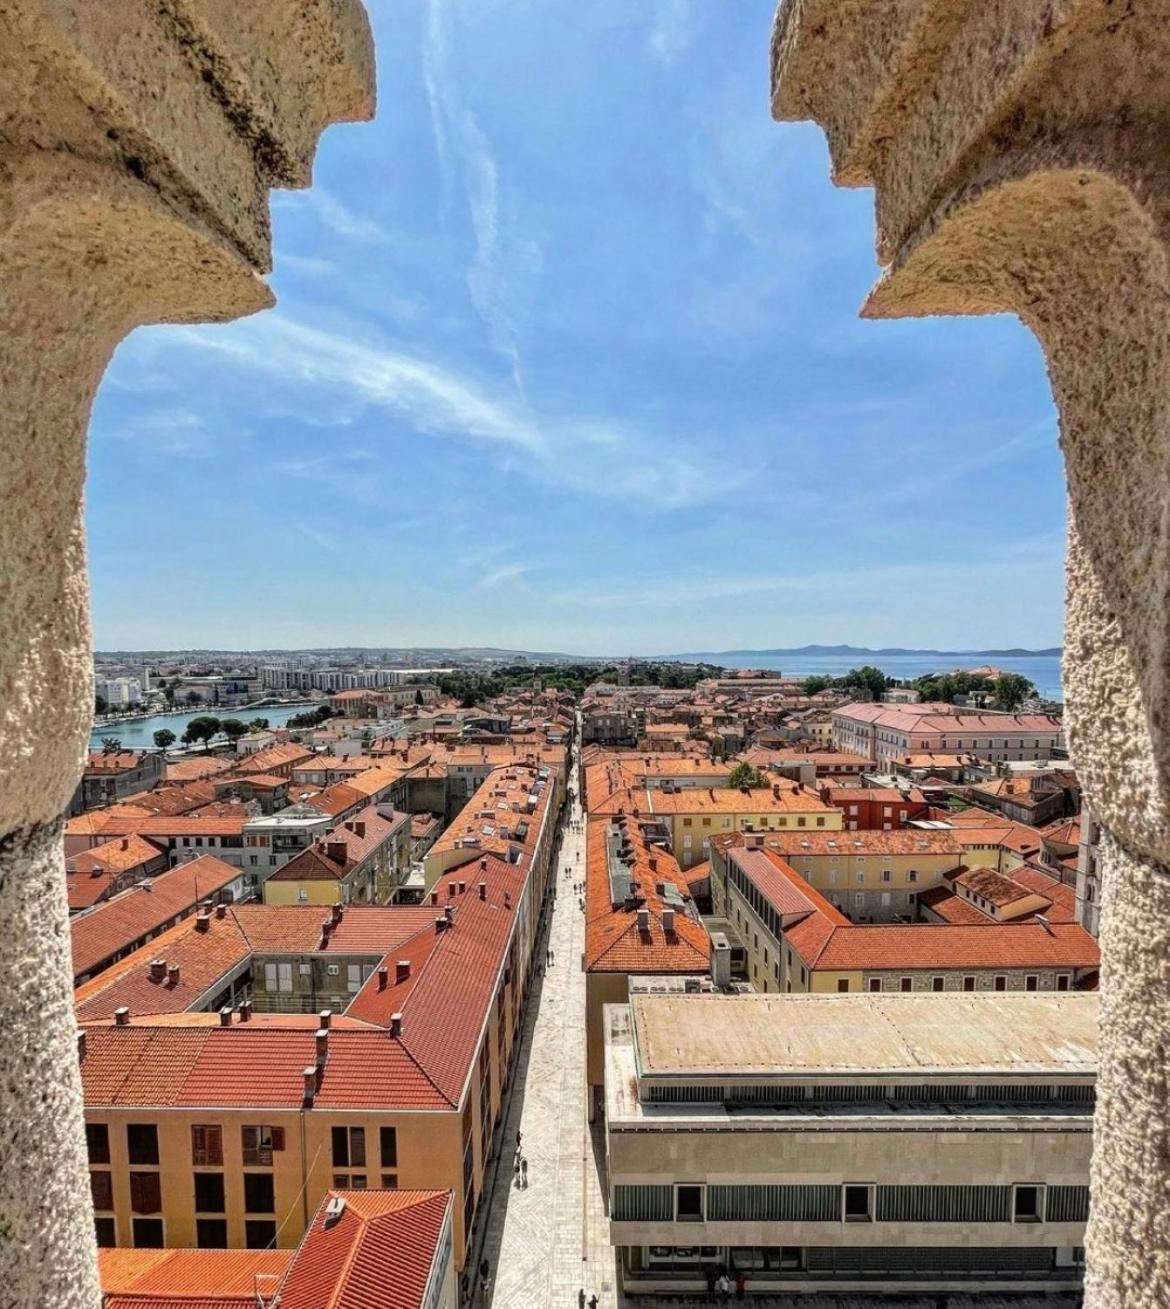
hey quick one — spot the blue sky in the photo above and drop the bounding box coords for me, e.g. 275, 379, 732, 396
88, 0, 1065, 656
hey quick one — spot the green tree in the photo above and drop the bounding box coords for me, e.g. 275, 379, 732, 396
153, 728, 176, 749
836, 665, 890, 699
414, 688, 424, 706
727, 761, 768, 790
802, 675, 833, 695
94, 693, 108, 716
248, 718, 270, 731
992, 672, 1035, 710
99, 736, 122, 755
220, 718, 248, 743
162, 682, 176, 706
181, 715, 221, 751
287, 705, 333, 729
184, 689, 203, 706
710, 735, 728, 761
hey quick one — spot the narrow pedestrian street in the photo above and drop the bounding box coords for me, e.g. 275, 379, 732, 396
476, 736, 618, 1308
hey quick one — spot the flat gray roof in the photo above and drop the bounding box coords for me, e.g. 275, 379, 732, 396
631, 992, 1098, 1080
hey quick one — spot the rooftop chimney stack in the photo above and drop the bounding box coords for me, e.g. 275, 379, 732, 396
319, 1009, 332, 1029
238, 1000, 252, 1022
77, 1030, 87, 1061
458, 880, 466, 895
444, 904, 455, 925
149, 958, 166, 982
330, 903, 343, 926
478, 881, 487, 900
219, 1007, 232, 1027
315, 1028, 329, 1065
396, 960, 411, 984
195, 910, 211, 933
167, 964, 181, 986
114, 1007, 130, 1026
435, 916, 446, 934
302, 1066, 317, 1107
390, 1012, 403, 1038
662, 908, 675, 933
215, 902, 226, 919
430, 891, 438, 905
636, 907, 650, 933
377, 965, 389, 991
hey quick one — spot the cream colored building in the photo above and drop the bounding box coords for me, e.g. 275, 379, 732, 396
604, 991, 1095, 1296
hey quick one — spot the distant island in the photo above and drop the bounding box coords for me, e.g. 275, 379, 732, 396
665, 644, 1063, 659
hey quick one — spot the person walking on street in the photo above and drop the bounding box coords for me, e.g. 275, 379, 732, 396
588, 1296, 599, 1309
520, 1156, 528, 1188
516, 1128, 522, 1149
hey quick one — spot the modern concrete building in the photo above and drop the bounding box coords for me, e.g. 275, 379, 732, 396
604, 991, 1096, 1296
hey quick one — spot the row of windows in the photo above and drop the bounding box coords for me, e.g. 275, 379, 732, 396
834, 973, 1073, 994
87, 1122, 397, 1172
613, 1183, 1089, 1227
94, 1214, 276, 1250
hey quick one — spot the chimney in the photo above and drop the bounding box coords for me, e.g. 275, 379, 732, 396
444, 904, 455, 926
478, 881, 487, 900
662, 908, 675, 933
648, 856, 657, 872
149, 958, 166, 982
396, 959, 411, 984
330, 903, 343, 927
120, 838, 129, 851
302, 1066, 317, 1107
215, 902, 226, 919
377, 965, 389, 991
195, 909, 211, 933
114, 1007, 130, 1026
480, 857, 487, 872
353, 820, 365, 839
319, 1009, 332, 1029
390, 1012, 403, 1038
636, 907, 650, 933
315, 1028, 329, 1065
77, 1030, 87, 1062
435, 916, 446, 934
458, 880, 466, 896
167, 963, 181, 986
430, 890, 438, 905
238, 1000, 252, 1022
504, 892, 512, 910
448, 882, 457, 899
219, 1007, 232, 1027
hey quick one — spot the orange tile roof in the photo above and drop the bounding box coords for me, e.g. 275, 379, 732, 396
67, 833, 165, 876
584, 817, 710, 974
100, 1247, 290, 1297
82, 1025, 450, 1110
915, 884, 992, 924
428, 764, 554, 867
85, 751, 149, 773
306, 783, 364, 818
277, 1190, 450, 1309
165, 756, 237, 782
236, 741, 314, 774
792, 918, 1098, 972
771, 829, 962, 857
70, 855, 242, 980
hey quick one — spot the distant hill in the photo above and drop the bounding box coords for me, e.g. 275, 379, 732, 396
666, 644, 1063, 659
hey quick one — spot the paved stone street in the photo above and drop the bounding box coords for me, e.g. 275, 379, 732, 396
477, 736, 619, 1309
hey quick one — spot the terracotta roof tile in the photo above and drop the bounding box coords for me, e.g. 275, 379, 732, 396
277, 1190, 450, 1309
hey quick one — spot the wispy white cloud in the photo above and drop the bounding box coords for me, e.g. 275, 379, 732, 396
275, 251, 339, 279
421, 0, 540, 393
95, 408, 214, 458
171, 315, 743, 509
274, 188, 388, 245
477, 562, 534, 589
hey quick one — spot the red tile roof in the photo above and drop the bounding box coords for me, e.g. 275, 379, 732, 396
100, 1247, 290, 1298
584, 816, 710, 974
277, 1190, 450, 1309
70, 855, 241, 980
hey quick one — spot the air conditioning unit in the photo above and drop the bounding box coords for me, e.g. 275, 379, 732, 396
327, 964, 340, 976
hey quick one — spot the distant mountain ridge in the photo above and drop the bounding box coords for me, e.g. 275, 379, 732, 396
666, 644, 1063, 659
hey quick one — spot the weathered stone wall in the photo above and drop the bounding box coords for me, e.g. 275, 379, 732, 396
0, 4, 373, 1304
771, 3, 1170, 1304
